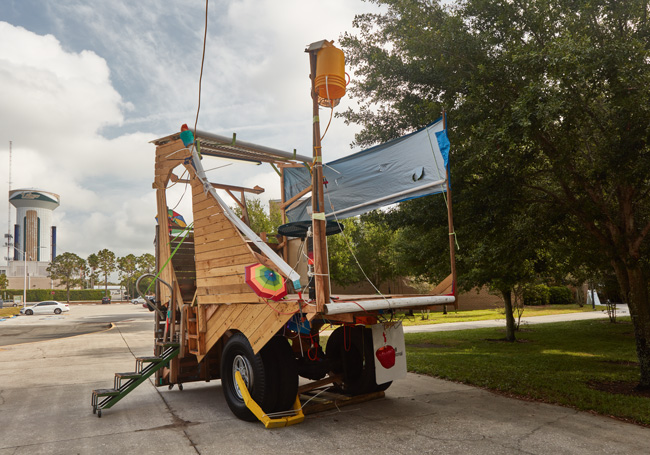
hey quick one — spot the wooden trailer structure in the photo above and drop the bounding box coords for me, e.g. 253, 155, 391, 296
92, 40, 456, 427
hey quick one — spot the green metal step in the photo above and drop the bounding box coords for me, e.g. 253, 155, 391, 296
115, 372, 142, 379
156, 341, 180, 347
92, 388, 120, 397
92, 344, 181, 417
136, 356, 164, 363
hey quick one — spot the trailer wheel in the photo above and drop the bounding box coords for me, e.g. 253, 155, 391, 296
221, 333, 271, 422
326, 326, 390, 395
260, 336, 298, 413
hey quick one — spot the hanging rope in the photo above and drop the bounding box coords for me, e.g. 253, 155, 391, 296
193, 0, 209, 132
425, 125, 460, 251
324, 188, 393, 309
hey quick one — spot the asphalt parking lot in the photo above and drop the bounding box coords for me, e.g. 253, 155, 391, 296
0, 304, 648, 454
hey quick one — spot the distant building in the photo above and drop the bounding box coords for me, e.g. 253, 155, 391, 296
1, 188, 60, 289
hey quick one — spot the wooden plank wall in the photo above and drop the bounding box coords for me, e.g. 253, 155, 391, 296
154, 139, 300, 360
190, 174, 264, 305
187, 171, 300, 356
154, 139, 191, 306
198, 300, 298, 359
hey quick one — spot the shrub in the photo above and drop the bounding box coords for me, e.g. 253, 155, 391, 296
3, 289, 104, 302
548, 286, 573, 305
523, 284, 550, 306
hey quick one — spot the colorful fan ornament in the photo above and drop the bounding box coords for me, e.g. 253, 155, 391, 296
244, 263, 288, 301
155, 209, 187, 230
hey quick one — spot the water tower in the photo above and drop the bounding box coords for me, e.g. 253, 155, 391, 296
9, 189, 60, 262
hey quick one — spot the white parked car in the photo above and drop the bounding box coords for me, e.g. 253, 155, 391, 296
131, 297, 146, 305
20, 301, 70, 315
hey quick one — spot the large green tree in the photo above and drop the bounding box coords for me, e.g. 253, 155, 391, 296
0, 274, 9, 294
137, 253, 155, 274
341, 0, 650, 384
47, 252, 85, 303
87, 253, 100, 289
96, 249, 116, 297
328, 216, 402, 290
117, 254, 138, 299
135, 253, 156, 297
233, 197, 283, 239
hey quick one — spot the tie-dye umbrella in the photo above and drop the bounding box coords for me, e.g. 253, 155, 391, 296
156, 209, 187, 229
244, 263, 287, 301
167, 209, 187, 229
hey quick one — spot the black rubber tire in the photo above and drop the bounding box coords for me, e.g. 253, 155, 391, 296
54, 308, 62, 314
25, 309, 33, 315
220, 333, 271, 422
326, 326, 391, 395
97, 409, 102, 418
260, 336, 298, 413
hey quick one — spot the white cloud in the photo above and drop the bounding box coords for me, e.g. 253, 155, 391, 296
0, 22, 154, 260
0, 0, 386, 266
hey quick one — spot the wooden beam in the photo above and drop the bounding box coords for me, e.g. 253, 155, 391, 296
175, 179, 264, 195
308, 49, 331, 312
280, 185, 312, 210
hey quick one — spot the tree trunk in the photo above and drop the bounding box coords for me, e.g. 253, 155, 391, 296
623, 263, 650, 389
502, 289, 516, 342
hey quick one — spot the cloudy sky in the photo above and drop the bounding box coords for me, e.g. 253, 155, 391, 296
0, 0, 384, 264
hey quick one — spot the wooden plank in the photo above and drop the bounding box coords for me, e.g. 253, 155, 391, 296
201, 282, 255, 295
193, 206, 228, 225
202, 305, 240, 353
192, 179, 207, 196
195, 253, 253, 271
228, 307, 264, 340
194, 227, 240, 246
195, 264, 246, 278
197, 293, 262, 305
205, 303, 220, 321
194, 197, 219, 213
198, 306, 207, 333
196, 273, 247, 287
194, 217, 231, 234
155, 139, 187, 158
431, 273, 453, 295
192, 189, 212, 206
280, 185, 312, 209
248, 305, 295, 353
194, 236, 246, 255
194, 220, 236, 237
195, 244, 253, 262
204, 304, 249, 350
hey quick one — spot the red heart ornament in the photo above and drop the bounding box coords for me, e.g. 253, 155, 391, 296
376, 345, 396, 369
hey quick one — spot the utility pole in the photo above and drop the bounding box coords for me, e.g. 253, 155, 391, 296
5, 141, 13, 264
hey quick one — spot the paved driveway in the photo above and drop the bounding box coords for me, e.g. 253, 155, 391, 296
0, 304, 647, 454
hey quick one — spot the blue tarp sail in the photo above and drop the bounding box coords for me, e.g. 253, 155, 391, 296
283, 118, 449, 222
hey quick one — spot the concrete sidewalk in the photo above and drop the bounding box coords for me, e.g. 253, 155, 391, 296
404, 305, 629, 333
0, 304, 648, 454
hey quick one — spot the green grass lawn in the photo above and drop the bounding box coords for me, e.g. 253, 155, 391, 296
0, 307, 20, 318
405, 317, 650, 425
400, 304, 603, 326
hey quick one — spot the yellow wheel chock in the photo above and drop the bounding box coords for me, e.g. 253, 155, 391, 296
235, 371, 304, 428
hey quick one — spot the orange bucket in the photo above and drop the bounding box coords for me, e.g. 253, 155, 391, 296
315, 44, 346, 101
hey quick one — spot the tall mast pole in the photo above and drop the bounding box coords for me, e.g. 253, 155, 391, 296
307, 45, 331, 312
6, 141, 12, 263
